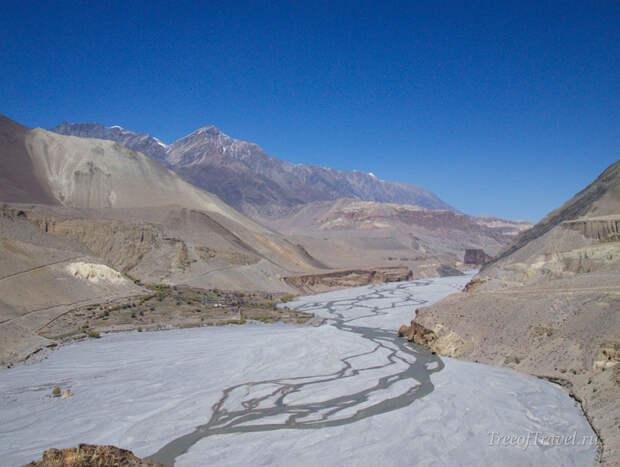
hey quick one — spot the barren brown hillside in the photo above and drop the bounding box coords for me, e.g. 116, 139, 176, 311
405, 160, 620, 465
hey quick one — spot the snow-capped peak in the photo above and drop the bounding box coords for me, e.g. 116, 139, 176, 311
153, 137, 168, 148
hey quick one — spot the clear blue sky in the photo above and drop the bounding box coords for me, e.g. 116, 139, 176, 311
1, 1, 618, 222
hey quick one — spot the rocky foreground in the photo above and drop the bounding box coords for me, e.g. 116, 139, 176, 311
26, 444, 163, 466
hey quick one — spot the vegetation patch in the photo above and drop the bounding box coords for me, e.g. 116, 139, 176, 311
37, 282, 314, 341
50, 329, 82, 340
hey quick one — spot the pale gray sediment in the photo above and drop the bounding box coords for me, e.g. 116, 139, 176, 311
148, 282, 441, 465
0, 275, 597, 467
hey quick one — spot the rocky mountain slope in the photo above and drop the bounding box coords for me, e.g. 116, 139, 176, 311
51, 122, 454, 217
259, 198, 531, 258
0, 116, 56, 204
254, 198, 532, 279
0, 114, 332, 365
0, 206, 144, 364
4, 115, 320, 279
404, 159, 620, 465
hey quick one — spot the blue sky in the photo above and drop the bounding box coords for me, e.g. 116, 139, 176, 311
1, 1, 618, 222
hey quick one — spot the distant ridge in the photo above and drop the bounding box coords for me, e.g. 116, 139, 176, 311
51, 122, 455, 218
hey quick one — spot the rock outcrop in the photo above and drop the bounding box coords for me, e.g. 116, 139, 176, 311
397, 320, 437, 347
562, 215, 620, 241
464, 248, 492, 265
26, 444, 163, 466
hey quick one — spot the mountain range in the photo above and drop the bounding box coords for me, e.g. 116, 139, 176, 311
1, 113, 532, 364
50, 121, 531, 260
51, 122, 455, 217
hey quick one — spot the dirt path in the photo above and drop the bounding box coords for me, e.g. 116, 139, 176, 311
0, 256, 86, 282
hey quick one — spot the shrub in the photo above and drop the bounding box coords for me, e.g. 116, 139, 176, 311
52, 387, 61, 397
178, 322, 201, 328
280, 294, 295, 303
139, 292, 159, 304
87, 331, 100, 338
215, 319, 246, 326
125, 273, 143, 286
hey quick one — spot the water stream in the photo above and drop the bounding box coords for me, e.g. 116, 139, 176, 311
0, 276, 597, 467
149, 281, 440, 465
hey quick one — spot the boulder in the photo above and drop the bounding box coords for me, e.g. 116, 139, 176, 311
406, 320, 437, 346
398, 324, 410, 337
26, 444, 163, 466
464, 248, 493, 265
